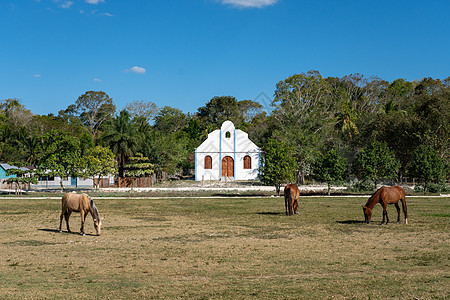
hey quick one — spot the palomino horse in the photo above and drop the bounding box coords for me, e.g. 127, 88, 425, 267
59, 193, 102, 235
363, 186, 408, 225
284, 184, 300, 216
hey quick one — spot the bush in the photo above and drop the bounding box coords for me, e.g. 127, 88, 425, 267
414, 183, 450, 194
346, 178, 374, 193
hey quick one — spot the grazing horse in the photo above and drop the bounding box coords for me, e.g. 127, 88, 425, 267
284, 184, 300, 216
363, 186, 408, 225
59, 193, 102, 235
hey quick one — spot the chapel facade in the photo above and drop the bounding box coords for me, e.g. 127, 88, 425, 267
195, 120, 261, 181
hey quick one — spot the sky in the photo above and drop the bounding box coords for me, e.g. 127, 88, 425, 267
1, 0, 449, 116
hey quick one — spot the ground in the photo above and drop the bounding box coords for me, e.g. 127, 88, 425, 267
0, 191, 448, 299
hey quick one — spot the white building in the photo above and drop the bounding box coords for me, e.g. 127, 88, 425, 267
195, 120, 261, 181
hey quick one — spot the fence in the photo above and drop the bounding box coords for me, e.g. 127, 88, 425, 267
98, 176, 156, 188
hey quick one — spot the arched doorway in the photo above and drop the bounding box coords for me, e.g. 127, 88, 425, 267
221, 156, 234, 177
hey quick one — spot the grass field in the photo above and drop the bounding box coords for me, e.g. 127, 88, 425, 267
0, 194, 448, 299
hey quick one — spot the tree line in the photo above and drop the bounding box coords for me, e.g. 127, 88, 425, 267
1, 70, 448, 192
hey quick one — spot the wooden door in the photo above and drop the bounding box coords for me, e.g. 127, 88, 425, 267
221, 156, 234, 177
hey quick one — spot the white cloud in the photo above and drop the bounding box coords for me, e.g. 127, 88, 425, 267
54, 0, 74, 9
127, 66, 146, 74
221, 0, 278, 8
85, 0, 105, 4
34, 74, 41, 78
93, 78, 102, 82
99, 12, 113, 17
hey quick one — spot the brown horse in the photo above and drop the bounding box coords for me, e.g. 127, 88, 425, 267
284, 184, 300, 216
59, 193, 102, 235
363, 186, 408, 225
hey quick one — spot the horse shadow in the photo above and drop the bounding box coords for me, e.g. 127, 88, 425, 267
336, 220, 365, 224
38, 228, 98, 236
257, 212, 284, 216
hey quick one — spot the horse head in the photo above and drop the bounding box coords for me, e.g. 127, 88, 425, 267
93, 217, 102, 236
362, 205, 372, 223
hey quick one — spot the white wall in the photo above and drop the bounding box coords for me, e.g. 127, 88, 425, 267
195, 121, 260, 181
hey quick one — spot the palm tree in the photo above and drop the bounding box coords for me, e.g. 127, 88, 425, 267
100, 110, 141, 177
334, 101, 359, 138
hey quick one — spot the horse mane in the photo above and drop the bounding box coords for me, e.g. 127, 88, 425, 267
88, 195, 99, 220
364, 187, 382, 208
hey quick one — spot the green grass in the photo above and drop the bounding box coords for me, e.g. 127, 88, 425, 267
0, 195, 448, 299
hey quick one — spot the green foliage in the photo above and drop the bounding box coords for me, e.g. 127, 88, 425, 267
260, 138, 296, 195
154, 106, 187, 133
197, 96, 259, 128
1, 74, 448, 188
125, 100, 159, 125
352, 141, 400, 190
271, 70, 334, 182
123, 153, 154, 177
313, 149, 348, 195
5, 165, 38, 195
143, 130, 191, 176
100, 110, 141, 177
409, 145, 448, 193
76, 91, 116, 138
82, 146, 117, 187
36, 130, 81, 191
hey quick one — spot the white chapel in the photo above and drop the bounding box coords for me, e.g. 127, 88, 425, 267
195, 120, 261, 181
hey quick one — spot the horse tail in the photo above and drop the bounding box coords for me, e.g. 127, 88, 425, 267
285, 185, 293, 215
400, 188, 408, 224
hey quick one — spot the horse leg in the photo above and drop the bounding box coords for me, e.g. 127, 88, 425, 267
381, 204, 388, 225
385, 207, 390, 225
59, 210, 65, 232
293, 198, 299, 214
80, 211, 86, 236
402, 200, 408, 224
288, 197, 293, 216
285, 197, 288, 215
64, 211, 72, 233
394, 203, 401, 223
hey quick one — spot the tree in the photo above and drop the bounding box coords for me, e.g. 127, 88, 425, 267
272, 70, 333, 183
123, 153, 154, 177
238, 100, 264, 123
37, 130, 81, 191
100, 110, 141, 177
153, 106, 187, 133
408, 145, 448, 193
352, 141, 400, 190
125, 100, 159, 125
197, 96, 243, 128
313, 149, 348, 195
82, 146, 117, 189
260, 138, 297, 196
0, 98, 33, 128
411, 78, 450, 160
143, 130, 190, 176
76, 91, 116, 138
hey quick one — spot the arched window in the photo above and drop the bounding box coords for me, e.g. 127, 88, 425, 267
225, 131, 231, 138
204, 156, 212, 169
243, 155, 251, 169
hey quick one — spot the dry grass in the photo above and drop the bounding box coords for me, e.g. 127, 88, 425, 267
0, 195, 448, 299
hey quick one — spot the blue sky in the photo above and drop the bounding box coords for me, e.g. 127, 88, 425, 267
1, 0, 449, 116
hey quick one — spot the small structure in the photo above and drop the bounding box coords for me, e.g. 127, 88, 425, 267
31, 175, 114, 189
195, 120, 261, 181
0, 163, 30, 189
